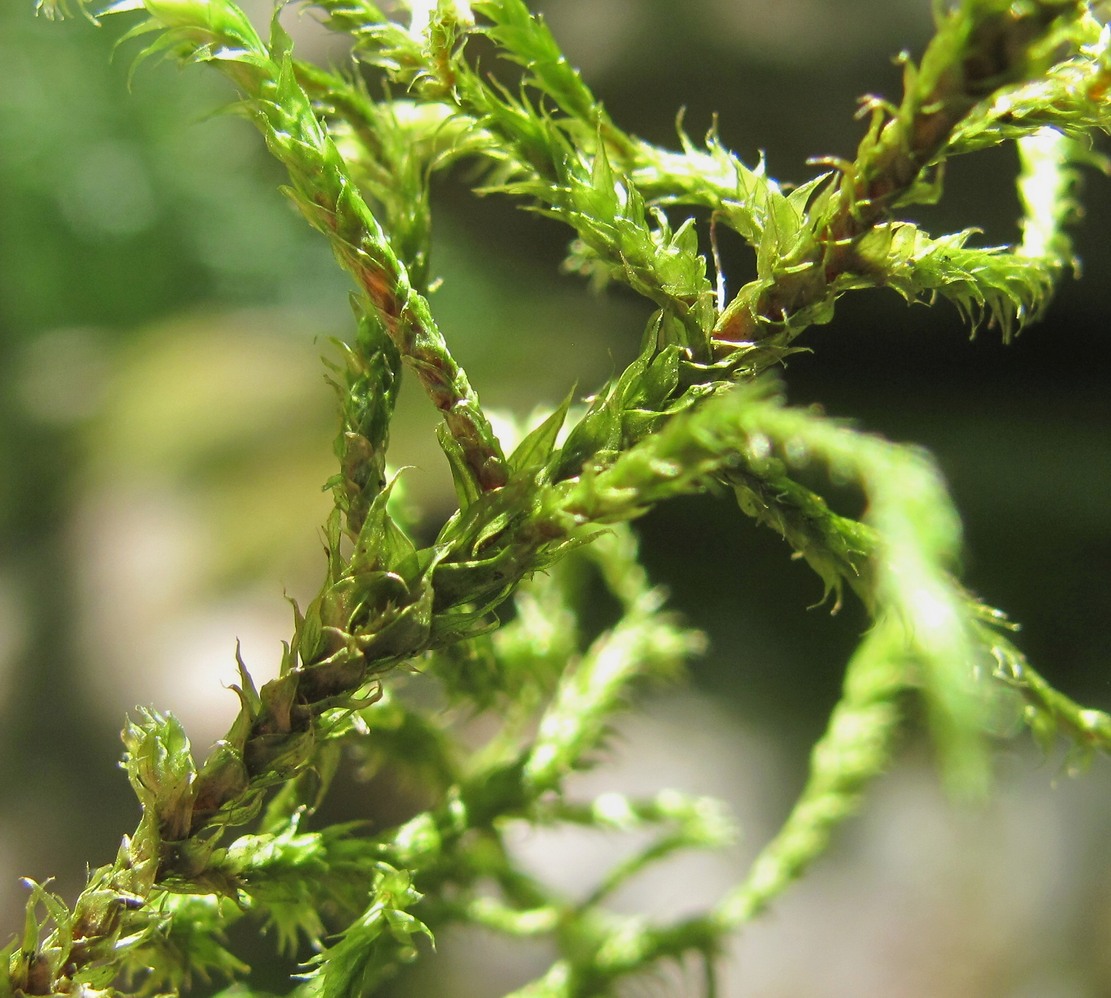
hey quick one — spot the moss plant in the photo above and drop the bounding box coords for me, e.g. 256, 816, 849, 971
7, 0, 1111, 995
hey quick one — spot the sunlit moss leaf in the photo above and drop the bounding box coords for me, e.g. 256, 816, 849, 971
11, 880, 74, 996
298, 864, 432, 998
121, 709, 198, 844
112, 892, 248, 994
510, 389, 574, 476
1016, 126, 1084, 266
348, 477, 420, 579
217, 819, 379, 955
947, 10, 1111, 153
438, 422, 484, 509
33, 0, 97, 20
989, 631, 1111, 761
473, 0, 601, 124
857, 222, 1059, 339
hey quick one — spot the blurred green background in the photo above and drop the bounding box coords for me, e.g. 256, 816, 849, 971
2, 2, 1110, 995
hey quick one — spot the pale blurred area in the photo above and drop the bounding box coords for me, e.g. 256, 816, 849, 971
3, 1, 1111, 996
406, 696, 1111, 997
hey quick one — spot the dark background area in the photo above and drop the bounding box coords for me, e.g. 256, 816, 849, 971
2, 1, 1110, 995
